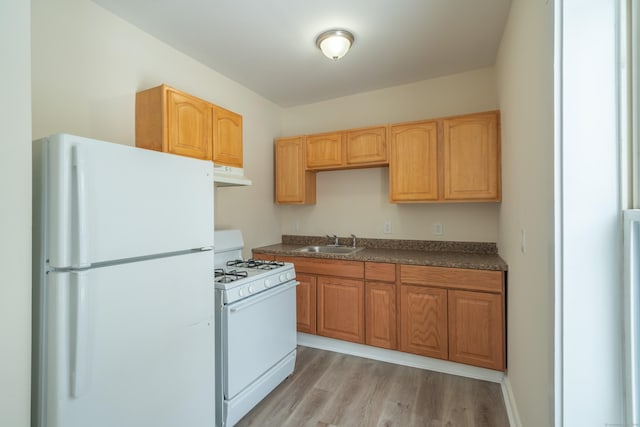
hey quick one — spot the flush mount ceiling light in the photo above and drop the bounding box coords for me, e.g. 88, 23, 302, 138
316, 29, 355, 61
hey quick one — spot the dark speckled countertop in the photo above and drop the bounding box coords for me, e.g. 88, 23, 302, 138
252, 235, 508, 272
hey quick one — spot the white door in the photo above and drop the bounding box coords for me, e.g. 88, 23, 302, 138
39, 251, 214, 427
40, 134, 214, 268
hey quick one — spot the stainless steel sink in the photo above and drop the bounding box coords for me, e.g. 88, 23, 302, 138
296, 245, 363, 255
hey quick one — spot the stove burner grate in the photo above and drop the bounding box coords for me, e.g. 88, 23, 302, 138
214, 268, 249, 283
226, 259, 286, 270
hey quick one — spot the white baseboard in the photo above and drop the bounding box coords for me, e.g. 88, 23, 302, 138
501, 375, 522, 427
297, 333, 505, 383
297, 333, 520, 427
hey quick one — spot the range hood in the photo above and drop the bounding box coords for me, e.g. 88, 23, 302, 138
213, 164, 252, 187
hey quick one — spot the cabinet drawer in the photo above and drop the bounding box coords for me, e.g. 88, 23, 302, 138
251, 252, 275, 261
279, 255, 364, 279
365, 262, 396, 282
400, 265, 503, 293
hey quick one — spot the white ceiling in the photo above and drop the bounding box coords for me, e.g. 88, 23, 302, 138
92, 0, 512, 107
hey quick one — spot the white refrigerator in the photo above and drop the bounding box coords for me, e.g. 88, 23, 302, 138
32, 134, 215, 427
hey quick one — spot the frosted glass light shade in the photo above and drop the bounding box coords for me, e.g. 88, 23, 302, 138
316, 30, 354, 60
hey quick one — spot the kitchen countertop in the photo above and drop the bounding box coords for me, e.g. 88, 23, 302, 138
252, 235, 508, 272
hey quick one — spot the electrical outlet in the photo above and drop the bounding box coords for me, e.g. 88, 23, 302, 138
521, 228, 526, 253
433, 223, 443, 236
384, 221, 392, 234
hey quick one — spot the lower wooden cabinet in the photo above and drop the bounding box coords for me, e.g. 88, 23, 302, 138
399, 264, 505, 370
317, 276, 364, 343
364, 262, 397, 349
251, 253, 274, 261
448, 289, 504, 370
295, 273, 317, 334
365, 282, 396, 349
399, 285, 448, 360
253, 251, 506, 371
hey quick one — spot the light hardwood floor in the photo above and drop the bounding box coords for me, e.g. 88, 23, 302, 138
236, 346, 510, 427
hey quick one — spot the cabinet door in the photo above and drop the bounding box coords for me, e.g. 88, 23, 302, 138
390, 121, 439, 202
399, 285, 448, 359
166, 89, 212, 160
448, 289, 504, 370
442, 112, 500, 201
346, 126, 388, 166
296, 273, 317, 334
317, 276, 364, 343
306, 132, 343, 169
275, 137, 316, 204
212, 106, 243, 167
365, 282, 396, 349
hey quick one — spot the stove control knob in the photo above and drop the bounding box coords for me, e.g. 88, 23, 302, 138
286, 272, 294, 280
279, 274, 286, 282
238, 289, 244, 297
264, 279, 272, 288
248, 285, 254, 294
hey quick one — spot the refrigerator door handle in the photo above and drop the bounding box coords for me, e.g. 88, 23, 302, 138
72, 145, 90, 268
70, 271, 92, 398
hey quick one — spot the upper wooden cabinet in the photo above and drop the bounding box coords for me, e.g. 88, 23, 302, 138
212, 105, 243, 168
275, 110, 500, 204
442, 112, 500, 201
306, 132, 343, 169
389, 111, 501, 203
275, 136, 316, 204
135, 84, 243, 167
389, 121, 439, 202
305, 126, 388, 170
345, 126, 388, 166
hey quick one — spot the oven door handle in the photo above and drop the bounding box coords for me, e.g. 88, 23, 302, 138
229, 280, 299, 313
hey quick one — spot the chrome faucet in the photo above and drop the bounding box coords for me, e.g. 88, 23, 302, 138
350, 234, 357, 248
327, 234, 339, 246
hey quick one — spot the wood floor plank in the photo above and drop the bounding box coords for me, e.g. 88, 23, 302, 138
235, 346, 510, 427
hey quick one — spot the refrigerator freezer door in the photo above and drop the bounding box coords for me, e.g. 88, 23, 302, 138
37, 251, 214, 427
38, 134, 214, 268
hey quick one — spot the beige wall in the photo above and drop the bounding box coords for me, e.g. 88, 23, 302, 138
0, 0, 32, 426
279, 68, 501, 242
31, 0, 503, 251
31, 0, 285, 257
496, 0, 555, 425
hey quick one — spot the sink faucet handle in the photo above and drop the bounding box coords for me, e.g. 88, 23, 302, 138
350, 234, 357, 248
327, 234, 338, 245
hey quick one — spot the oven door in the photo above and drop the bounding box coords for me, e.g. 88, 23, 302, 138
222, 280, 298, 400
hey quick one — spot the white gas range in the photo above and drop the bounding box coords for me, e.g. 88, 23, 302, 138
213, 230, 297, 427
215, 258, 296, 304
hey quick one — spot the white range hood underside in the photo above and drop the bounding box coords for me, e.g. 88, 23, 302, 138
213, 164, 252, 187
